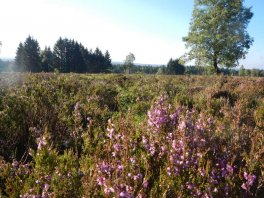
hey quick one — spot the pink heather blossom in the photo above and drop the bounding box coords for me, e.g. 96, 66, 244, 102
187, 183, 194, 189
142, 136, 148, 144
143, 179, 148, 188
117, 165, 124, 172
133, 173, 143, 181
119, 191, 133, 198
248, 174, 256, 186
12, 160, 19, 167
226, 164, 233, 174
243, 172, 248, 180
242, 172, 256, 191
98, 161, 112, 175
37, 136, 47, 150
167, 167, 172, 176
197, 152, 202, 158
107, 127, 114, 139
198, 168, 205, 177
129, 157, 136, 164
44, 183, 49, 190
113, 143, 122, 152
241, 183, 248, 191
104, 187, 114, 195
178, 121, 186, 131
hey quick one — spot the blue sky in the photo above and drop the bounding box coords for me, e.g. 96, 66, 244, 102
0, 0, 263, 68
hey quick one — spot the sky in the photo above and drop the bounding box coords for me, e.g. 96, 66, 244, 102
0, 0, 263, 69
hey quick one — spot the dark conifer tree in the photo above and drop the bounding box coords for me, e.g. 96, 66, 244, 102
41, 46, 54, 72
104, 50, 112, 72
23, 36, 41, 72
15, 42, 26, 71
79, 45, 92, 73
53, 37, 67, 72
15, 36, 41, 72
166, 58, 185, 75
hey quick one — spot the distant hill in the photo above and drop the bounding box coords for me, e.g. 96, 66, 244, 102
112, 61, 164, 67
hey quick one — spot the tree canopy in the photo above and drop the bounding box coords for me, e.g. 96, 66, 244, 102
183, 0, 253, 73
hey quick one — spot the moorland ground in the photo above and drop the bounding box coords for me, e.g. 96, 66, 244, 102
0, 73, 263, 197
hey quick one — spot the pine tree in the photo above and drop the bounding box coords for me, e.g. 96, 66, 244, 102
41, 47, 54, 72
15, 42, 26, 71
166, 58, 185, 75
104, 50, 112, 72
183, 0, 253, 73
23, 36, 41, 72
53, 37, 67, 72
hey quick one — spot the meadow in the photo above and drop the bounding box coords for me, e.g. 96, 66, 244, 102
0, 73, 263, 197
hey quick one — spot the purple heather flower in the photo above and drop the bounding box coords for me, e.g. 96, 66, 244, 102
12, 160, 19, 167
98, 161, 112, 175
198, 168, 205, 177
129, 157, 136, 164
113, 143, 122, 152
243, 172, 256, 188
133, 173, 143, 181
226, 164, 233, 175
248, 174, 256, 186
119, 191, 133, 198
178, 121, 186, 131
37, 136, 47, 150
143, 179, 148, 188
241, 183, 248, 191
243, 172, 248, 180
107, 127, 114, 139
44, 183, 49, 190
197, 152, 202, 158
142, 136, 148, 144
104, 187, 114, 195
117, 165, 124, 172
187, 183, 194, 190
167, 167, 172, 176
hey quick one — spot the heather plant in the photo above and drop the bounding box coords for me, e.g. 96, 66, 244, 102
142, 95, 260, 197
81, 118, 147, 197
19, 129, 82, 197
0, 73, 263, 197
0, 159, 31, 197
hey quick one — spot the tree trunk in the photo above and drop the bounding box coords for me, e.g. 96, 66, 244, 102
213, 57, 220, 74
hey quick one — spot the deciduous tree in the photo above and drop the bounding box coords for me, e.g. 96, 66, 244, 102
183, 0, 253, 73
124, 53, 135, 74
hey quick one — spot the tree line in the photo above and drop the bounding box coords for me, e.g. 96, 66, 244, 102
14, 36, 112, 73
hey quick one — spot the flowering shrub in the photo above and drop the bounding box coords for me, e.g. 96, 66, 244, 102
143, 96, 257, 197
0, 74, 263, 197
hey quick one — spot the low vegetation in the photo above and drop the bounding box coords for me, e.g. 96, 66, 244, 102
0, 73, 263, 197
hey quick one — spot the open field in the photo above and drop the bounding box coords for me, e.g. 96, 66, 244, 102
0, 73, 263, 197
